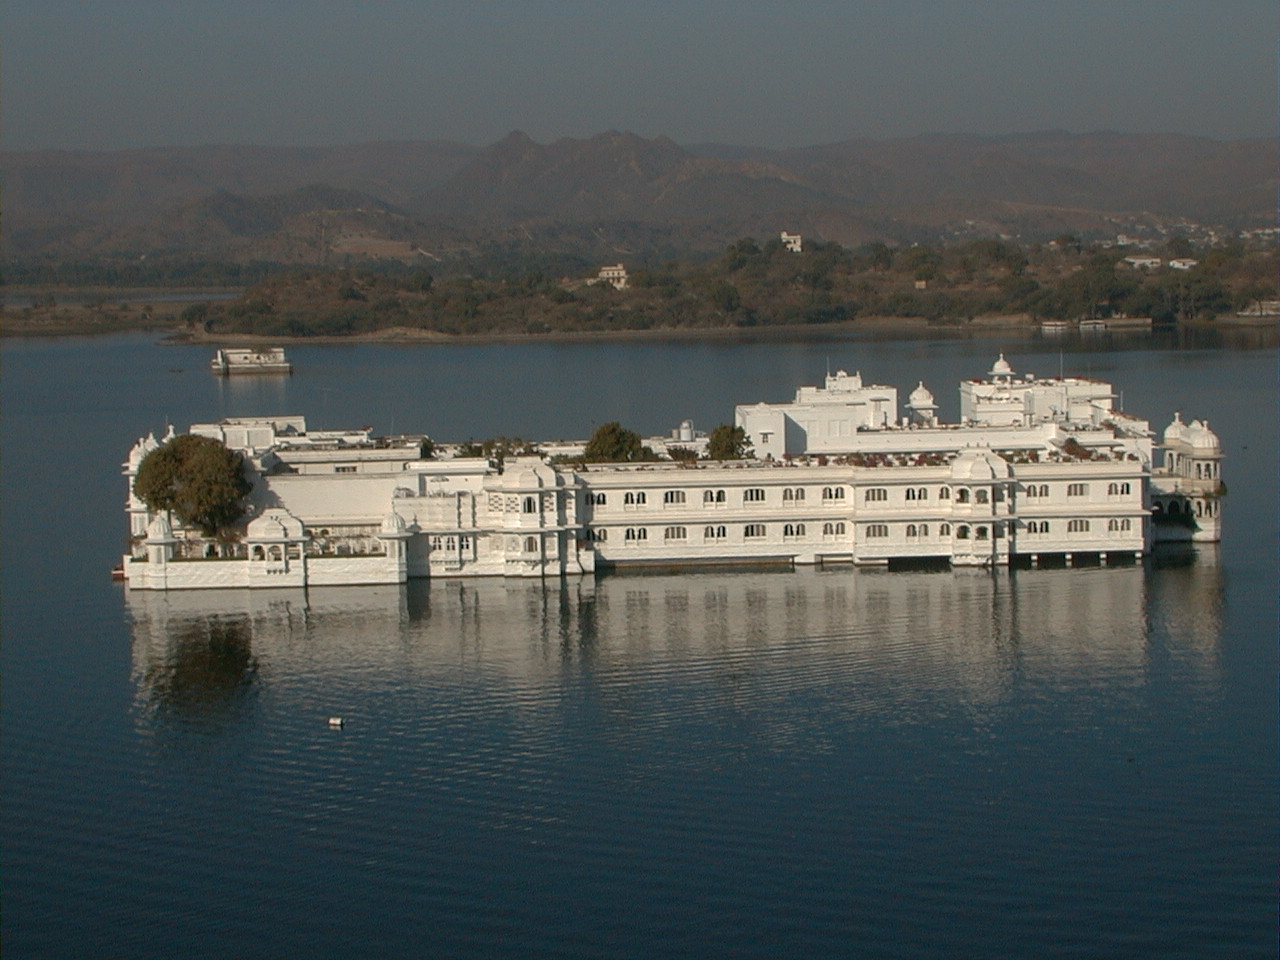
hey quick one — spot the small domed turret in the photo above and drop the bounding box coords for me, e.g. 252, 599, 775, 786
1163, 412, 1188, 445
146, 513, 175, 540
909, 381, 935, 407
380, 511, 408, 535
1187, 420, 1220, 450
990, 354, 1014, 379
950, 446, 1011, 481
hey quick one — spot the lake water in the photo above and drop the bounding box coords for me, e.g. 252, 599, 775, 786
2, 329, 1276, 958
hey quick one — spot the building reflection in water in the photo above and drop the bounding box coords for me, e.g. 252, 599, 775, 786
127, 551, 1224, 731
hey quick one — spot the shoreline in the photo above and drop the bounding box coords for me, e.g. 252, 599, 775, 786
4, 311, 1273, 344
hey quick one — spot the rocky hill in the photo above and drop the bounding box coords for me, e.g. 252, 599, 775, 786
4, 131, 1274, 272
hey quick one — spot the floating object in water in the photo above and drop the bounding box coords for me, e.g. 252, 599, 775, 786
328, 717, 345, 729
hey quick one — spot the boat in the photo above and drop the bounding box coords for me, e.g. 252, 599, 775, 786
211, 348, 292, 375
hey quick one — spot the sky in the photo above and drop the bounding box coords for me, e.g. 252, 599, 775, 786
3, 0, 1275, 152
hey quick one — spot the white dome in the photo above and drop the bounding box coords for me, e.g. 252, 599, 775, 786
146, 513, 174, 540
990, 354, 1014, 377
247, 508, 304, 541
1187, 420, 1220, 450
380, 511, 408, 534
1162, 412, 1188, 444
908, 381, 936, 407
950, 447, 1011, 481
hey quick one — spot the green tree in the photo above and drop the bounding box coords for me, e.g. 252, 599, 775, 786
134, 434, 252, 536
583, 421, 645, 462
706, 424, 752, 461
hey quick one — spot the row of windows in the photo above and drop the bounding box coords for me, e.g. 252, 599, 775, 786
429, 535, 472, 550
588, 479, 1136, 510
590, 516, 1134, 545
591, 487, 847, 506
595, 522, 851, 543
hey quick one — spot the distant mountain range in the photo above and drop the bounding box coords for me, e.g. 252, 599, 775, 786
4, 130, 1274, 269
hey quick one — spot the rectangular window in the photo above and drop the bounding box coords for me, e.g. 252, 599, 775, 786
863, 488, 887, 502
335, 465, 357, 473
744, 524, 766, 538
743, 488, 766, 502
866, 524, 889, 538
664, 526, 687, 541
663, 490, 686, 505
1067, 483, 1089, 497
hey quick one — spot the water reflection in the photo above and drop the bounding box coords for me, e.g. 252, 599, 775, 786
133, 612, 259, 727
127, 558, 1224, 728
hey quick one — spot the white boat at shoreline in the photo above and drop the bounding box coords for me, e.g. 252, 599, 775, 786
211, 347, 292, 375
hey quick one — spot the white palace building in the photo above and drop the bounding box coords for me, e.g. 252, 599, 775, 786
122, 356, 1223, 590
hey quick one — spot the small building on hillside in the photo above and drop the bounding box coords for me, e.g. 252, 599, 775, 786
592, 264, 629, 290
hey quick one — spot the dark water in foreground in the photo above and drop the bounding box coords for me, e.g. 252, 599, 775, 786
2, 331, 1275, 958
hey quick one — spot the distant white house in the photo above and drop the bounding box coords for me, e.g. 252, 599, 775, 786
1168, 258, 1199, 271
780, 232, 803, 253
592, 264, 629, 290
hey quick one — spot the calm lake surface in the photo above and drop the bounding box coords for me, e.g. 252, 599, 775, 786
3, 328, 1276, 958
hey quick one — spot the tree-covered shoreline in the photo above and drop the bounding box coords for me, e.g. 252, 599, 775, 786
187, 235, 1275, 339
5, 234, 1273, 339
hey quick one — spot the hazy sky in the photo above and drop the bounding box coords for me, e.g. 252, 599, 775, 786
4, 0, 1275, 151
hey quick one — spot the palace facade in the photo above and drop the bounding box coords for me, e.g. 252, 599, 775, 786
122, 357, 1222, 590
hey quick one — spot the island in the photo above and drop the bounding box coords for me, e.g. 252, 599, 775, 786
120, 355, 1222, 590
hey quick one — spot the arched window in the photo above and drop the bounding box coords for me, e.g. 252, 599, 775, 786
525, 536, 539, 553
866, 524, 889, 538
664, 526, 687, 541
252, 545, 265, 560
1067, 519, 1090, 533
862, 488, 884, 502
744, 524, 766, 538
523, 496, 537, 513
591, 492, 607, 506
975, 526, 989, 540
920, 524, 929, 538
704, 525, 726, 540
783, 523, 805, 538
663, 490, 686, 505
834, 522, 846, 535
956, 489, 970, 503
906, 524, 919, 538
940, 523, 951, 536
906, 488, 916, 501
743, 488, 766, 503
704, 489, 726, 504
939, 487, 951, 499
975, 489, 989, 504
956, 525, 970, 539
624, 492, 636, 505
